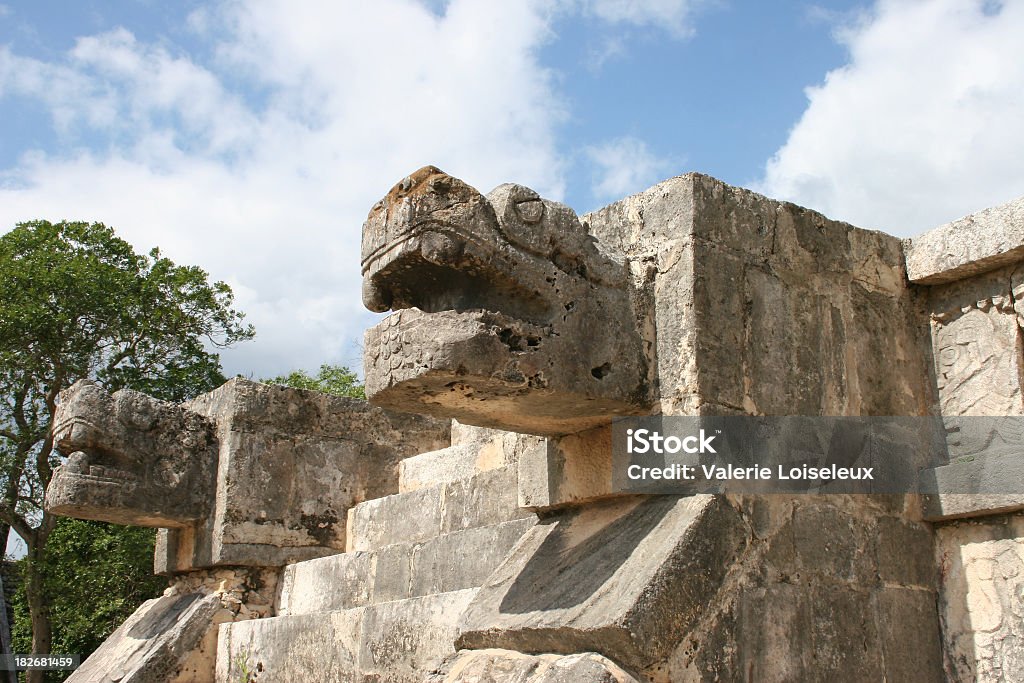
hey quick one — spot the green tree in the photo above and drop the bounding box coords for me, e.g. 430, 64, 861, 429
262, 363, 365, 398
10, 519, 166, 664
0, 220, 254, 681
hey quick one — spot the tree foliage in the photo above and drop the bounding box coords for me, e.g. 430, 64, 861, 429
0, 219, 254, 676
10, 519, 165, 662
262, 363, 365, 399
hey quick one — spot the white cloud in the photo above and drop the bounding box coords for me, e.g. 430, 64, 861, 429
585, 136, 673, 201
0, 0, 570, 378
575, 0, 699, 37
759, 0, 1024, 236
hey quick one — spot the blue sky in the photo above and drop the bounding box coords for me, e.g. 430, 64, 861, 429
2, 0, 1023, 381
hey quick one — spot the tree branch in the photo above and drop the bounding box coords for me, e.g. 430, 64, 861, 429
0, 507, 36, 548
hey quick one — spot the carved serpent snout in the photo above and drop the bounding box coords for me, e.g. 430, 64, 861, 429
360, 167, 652, 437
45, 380, 217, 528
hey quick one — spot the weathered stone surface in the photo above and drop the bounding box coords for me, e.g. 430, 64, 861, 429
924, 492, 1024, 522
359, 171, 935, 540
457, 495, 747, 671
65, 592, 221, 683
400, 445, 484, 493
217, 608, 361, 683
73, 171, 1024, 682
161, 567, 279, 683
347, 465, 533, 553
517, 426, 614, 510
450, 419, 510, 448
659, 495, 942, 682
68, 566, 277, 683
217, 589, 478, 683
584, 173, 931, 418
47, 377, 450, 573
361, 166, 653, 436
906, 194, 1024, 284
918, 263, 1024, 524
922, 451, 1024, 521
162, 378, 448, 571
46, 380, 217, 528
925, 265, 1024, 418
400, 427, 539, 493
916, 244, 1024, 680
935, 513, 1024, 682
279, 517, 535, 615
430, 649, 640, 683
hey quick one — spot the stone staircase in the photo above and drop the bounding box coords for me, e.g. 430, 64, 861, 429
215, 423, 542, 682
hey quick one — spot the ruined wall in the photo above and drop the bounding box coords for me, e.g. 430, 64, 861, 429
906, 203, 1024, 681
664, 495, 940, 681
156, 378, 449, 572
57, 168, 1024, 682
164, 568, 279, 683
585, 172, 933, 418
935, 514, 1024, 681
451, 173, 945, 680
47, 378, 451, 683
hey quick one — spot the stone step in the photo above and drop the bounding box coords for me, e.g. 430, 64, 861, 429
347, 466, 531, 553
279, 517, 536, 616
216, 589, 478, 683
400, 441, 506, 493
450, 419, 507, 448
400, 426, 545, 493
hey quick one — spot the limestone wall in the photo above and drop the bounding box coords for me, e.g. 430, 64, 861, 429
908, 199, 1024, 682
934, 514, 1024, 681
585, 172, 934, 418
165, 568, 280, 683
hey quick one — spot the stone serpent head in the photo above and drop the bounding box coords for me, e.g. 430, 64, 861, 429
45, 379, 217, 527
361, 167, 652, 436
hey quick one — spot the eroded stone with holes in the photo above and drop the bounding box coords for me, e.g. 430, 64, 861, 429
361, 166, 652, 436
47, 378, 451, 570
46, 379, 217, 527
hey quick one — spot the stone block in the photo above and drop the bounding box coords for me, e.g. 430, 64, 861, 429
278, 550, 375, 615
924, 493, 1024, 522
46, 380, 217, 528
924, 265, 1024, 418
409, 518, 536, 598
216, 608, 362, 683
517, 427, 615, 510
347, 465, 530, 552
400, 445, 480, 493
166, 379, 446, 571
217, 590, 478, 683
67, 592, 221, 683
346, 484, 444, 553
401, 425, 538, 493
456, 495, 747, 672
905, 195, 1024, 284
361, 167, 653, 436
440, 467, 530, 534
280, 518, 534, 616
934, 513, 1024, 682
431, 649, 640, 683
874, 587, 945, 682
358, 589, 477, 682
922, 449, 1024, 521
